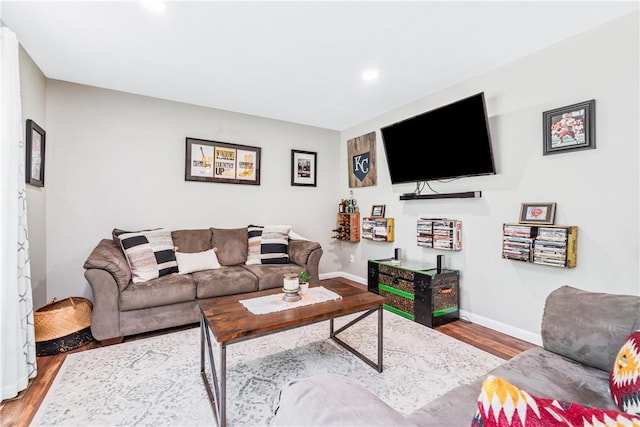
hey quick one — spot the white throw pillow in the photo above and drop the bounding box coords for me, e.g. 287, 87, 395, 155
175, 249, 220, 274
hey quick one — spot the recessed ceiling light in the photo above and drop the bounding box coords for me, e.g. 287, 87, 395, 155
362, 69, 379, 81
141, 0, 167, 13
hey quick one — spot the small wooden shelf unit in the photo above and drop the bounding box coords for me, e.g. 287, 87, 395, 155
417, 218, 462, 251
333, 212, 360, 242
502, 223, 578, 268
362, 217, 394, 242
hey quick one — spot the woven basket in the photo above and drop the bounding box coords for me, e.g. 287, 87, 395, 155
35, 297, 94, 356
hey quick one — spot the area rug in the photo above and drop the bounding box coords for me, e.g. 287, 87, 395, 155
32, 311, 503, 426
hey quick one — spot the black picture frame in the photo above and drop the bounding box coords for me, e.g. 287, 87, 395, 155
25, 119, 46, 187
185, 137, 261, 185
543, 99, 595, 155
519, 202, 557, 225
291, 149, 317, 187
370, 204, 385, 218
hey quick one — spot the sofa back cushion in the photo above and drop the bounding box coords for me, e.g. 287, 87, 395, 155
119, 229, 179, 283
210, 227, 248, 266
171, 229, 212, 253
541, 285, 640, 372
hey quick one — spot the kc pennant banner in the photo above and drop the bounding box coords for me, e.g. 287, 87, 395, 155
347, 131, 377, 188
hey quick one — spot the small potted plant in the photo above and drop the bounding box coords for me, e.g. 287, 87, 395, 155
299, 270, 311, 293
299, 270, 310, 284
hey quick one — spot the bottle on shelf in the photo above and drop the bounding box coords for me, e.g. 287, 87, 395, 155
331, 228, 340, 239
338, 199, 345, 213
346, 190, 358, 213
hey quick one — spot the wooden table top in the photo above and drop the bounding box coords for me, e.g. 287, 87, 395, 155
198, 278, 385, 344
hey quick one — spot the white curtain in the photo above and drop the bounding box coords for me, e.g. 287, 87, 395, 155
0, 25, 37, 401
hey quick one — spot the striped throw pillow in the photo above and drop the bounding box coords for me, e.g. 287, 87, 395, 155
119, 229, 179, 283
246, 225, 291, 265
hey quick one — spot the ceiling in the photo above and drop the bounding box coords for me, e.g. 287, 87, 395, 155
1, 1, 638, 131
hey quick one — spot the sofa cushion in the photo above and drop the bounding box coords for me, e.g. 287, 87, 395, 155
472, 375, 640, 426
171, 229, 212, 253
243, 264, 303, 291
610, 330, 640, 415
119, 273, 196, 311
119, 229, 179, 283
246, 224, 291, 265
192, 266, 258, 299
541, 285, 640, 372
175, 249, 220, 274
210, 227, 248, 266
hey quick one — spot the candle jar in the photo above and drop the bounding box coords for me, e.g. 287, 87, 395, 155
283, 274, 300, 291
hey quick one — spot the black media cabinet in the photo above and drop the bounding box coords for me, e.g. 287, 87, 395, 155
367, 258, 459, 328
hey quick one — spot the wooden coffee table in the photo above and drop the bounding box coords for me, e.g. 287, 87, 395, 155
198, 278, 386, 427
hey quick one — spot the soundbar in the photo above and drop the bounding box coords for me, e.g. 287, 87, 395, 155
399, 191, 482, 201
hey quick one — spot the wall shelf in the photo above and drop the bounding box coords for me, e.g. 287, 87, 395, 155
502, 223, 578, 268
417, 218, 462, 251
332, 212, 360, 242
362, 217, 394, 242
400, 191, 482, 201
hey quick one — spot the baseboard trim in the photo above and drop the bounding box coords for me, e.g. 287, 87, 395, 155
459, 310, 541, 346
324, 272, 541, 346
320, 271, 365, 285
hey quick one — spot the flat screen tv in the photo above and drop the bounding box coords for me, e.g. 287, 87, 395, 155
380, 92, 496, 185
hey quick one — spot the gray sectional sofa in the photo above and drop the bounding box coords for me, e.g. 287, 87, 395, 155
271, 285, 640, 426
83, 226, 323, 343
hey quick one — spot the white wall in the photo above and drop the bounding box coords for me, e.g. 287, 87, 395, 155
45, 81, 341, 300
340, 12, 639, 344
25, 11, 639, 345
18, 46, 47, 308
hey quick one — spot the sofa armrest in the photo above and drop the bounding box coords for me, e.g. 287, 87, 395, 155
289, 240, 322, 280
83, 239, 131, 290
84, 268, 121, 341
271, 374, 411, 426
541, 285, 640, 372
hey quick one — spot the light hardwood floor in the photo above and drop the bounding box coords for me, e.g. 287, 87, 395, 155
0, 279, 536, 427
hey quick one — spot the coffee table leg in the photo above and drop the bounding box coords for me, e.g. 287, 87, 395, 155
200, 311, 227, 427
330, 307, 383, 372
377, 306, 383, 370
220, 345, 226, 426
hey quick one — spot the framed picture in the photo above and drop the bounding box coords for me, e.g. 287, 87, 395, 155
370, 204, 386, 218
519, 202, 557, 225
291, 149, 317, 187
543, 99, 595, 155
185, 137, 260, 185
25, 119, 46, 187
